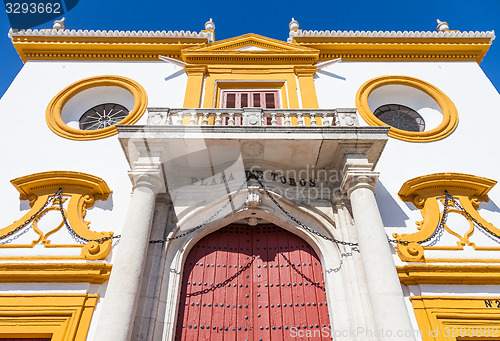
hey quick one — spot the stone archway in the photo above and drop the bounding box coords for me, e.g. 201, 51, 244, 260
175, 224, 331, 340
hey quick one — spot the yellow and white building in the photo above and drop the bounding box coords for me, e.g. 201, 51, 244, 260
0, 17, 499, 340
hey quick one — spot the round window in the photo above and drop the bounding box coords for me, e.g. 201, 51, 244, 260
46, 75, 147, 140
79, 103, 130, 130
355, 76, 458, 142
373, 104, 425, 132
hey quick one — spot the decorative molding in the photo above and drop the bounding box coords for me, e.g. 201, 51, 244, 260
340, 146, 378, 195
10, 28, 211, 38
181, 33, 319, 65
410, 296, 500, 340
290, 30, 494, 63
9, 28, 210, 62
294, 65, 317, 77
245, 186, 262, 208
291, 29, 495, 39
208, 80, 291, 110
394, 172, 499, 262
0, 294, 98, 341
46, 75, 148, 140
336, 109, 359, 127
398, 172, 497, 205
355, 75, 458, 142
398, 264, 500, 285
1, 171, 116, 260
0, 263, 112, 283
184, 64, 208, 76
341, 170, 379, 196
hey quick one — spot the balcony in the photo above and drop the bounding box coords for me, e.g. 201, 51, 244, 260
146, 107, 360, 127
117, 107, 389, 201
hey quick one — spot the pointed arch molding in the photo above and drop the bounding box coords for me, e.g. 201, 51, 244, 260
0, 171, 116, 261
393, 172, 499, 262
158, 189, 353, 340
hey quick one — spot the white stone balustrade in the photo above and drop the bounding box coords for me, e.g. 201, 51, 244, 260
146, 107, 359, 127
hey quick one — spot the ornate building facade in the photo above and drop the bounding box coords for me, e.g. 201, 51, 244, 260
0, 18, 499, 341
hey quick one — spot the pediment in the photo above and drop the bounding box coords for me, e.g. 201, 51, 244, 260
181, 33, 319, 65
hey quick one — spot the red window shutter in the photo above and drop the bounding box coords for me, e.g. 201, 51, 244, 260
241, 93, 249, 107
252, 93, 261, 107
221, 91, 280, 109
224, 93, 236, 109
265, 93, 276, 109
221, 90, 282, 125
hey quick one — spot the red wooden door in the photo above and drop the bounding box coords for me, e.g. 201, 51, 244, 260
175, 224, 330, 340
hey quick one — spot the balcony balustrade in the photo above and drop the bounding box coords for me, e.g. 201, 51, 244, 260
146, 107, 359, 127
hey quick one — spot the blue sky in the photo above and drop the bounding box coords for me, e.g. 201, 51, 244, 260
1, 0, 499, 98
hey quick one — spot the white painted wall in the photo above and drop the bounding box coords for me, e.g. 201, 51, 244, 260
316, 60, 500, 337
315, 61, 500, 232
0, 60, 188, 258
1, 54, 500, 340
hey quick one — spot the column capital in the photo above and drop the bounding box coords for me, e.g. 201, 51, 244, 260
129, 160, 164, 193
184, 64, 207, 76
341, 167, 379, 195
129, 171, 164, 193
294, 65, 317, 77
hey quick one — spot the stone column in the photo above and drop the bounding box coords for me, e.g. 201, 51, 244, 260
94, 165, 163, 341
341, 152, 416, 341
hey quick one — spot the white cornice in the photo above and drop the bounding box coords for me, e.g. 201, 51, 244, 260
290, 30, 495, 40
9, 28, 212, 39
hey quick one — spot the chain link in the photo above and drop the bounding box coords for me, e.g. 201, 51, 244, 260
279, 252, 326, 292
0, 188, 121, 245
0, 225, 33, 245
0, 190, 61, 241
445, 191, 500, 241
56, 190, 121, 243
150, 180, 248, 244
387, 190, 500, 246
186, 255, 256, 297
387, 190, 450, 246
254, 177, 358, 247
324, 247, 360, 274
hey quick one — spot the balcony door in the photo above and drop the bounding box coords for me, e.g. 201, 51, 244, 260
221, 90, 281, 125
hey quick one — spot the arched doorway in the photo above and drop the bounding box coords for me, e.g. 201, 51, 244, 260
175, 224, 330, 340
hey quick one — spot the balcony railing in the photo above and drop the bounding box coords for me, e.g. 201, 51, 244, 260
146, 108, 359, 127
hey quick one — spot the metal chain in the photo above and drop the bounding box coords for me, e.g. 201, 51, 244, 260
445, 191, 500, 241
387, 190, 500, 246
324, 247, 360, 274
150, 180, 248, 244
279, 252, 325, 292
0, 225, 33, 245
56, 190, 121, 243
388, 190, 449, 245
186, 255, 256, 297
0, 190, 61, 241
254, 177, 358, 247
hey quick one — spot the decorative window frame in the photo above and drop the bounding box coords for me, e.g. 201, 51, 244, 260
1, 171, 116, 261
46, 75, 147, 140
394, 172, 499, 263
410, 296, 500, 341
355, 75, 458, 142
0, 294, 98, 341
